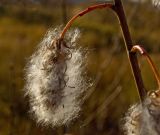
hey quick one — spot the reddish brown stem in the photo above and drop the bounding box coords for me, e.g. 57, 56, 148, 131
112, 0, 146, 102
59, 3, 113, 39
131, 45, 160, 90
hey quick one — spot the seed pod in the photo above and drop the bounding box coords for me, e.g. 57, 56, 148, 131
123, 96, 160, 135
145, 90, 160, 134
25, 28, 91, 127
123, 45, 160, 135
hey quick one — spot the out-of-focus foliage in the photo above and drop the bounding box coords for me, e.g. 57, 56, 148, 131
0, 0, 160, 134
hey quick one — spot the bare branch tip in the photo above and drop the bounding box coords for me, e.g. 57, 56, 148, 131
131, 45, 146, 55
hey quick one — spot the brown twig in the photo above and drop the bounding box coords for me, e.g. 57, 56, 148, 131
112, 0, 146, 102
59, 3, 113, 39
131, 45, 160, 90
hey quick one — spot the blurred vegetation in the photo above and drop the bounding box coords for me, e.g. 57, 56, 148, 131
0, 0, 160, 135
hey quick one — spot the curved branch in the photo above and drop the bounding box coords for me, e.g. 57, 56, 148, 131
131, 45, 160, 90
59, 3, 113, 39
54, 0, 147, 102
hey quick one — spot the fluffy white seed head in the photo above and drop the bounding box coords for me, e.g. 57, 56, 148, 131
25, 27, 91, 127
123, 91, 160, 135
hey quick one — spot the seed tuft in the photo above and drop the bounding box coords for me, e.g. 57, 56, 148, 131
24, 27, 92, 127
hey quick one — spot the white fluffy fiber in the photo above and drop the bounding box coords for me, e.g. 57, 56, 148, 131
152, 0, 160, 7
123, 94, 160, 135
123, 103, 142, 135
25, 27, 91, 127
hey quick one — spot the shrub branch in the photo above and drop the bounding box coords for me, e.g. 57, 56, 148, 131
131, 45, 160, 90
112, 0, 146, 101
59, 3, 113, 39
53, 0, 147, 102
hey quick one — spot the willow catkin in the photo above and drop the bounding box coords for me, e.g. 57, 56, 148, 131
123, 91, 160, 135
25, 27, 91, 127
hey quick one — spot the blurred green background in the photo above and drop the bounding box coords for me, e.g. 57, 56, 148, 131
0, 0, 160, 134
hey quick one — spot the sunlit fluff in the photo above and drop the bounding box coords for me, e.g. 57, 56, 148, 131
123, 103, 142, 135
123, 93, 160, 135
152, 0, 160, 7
25, 27, 91, 127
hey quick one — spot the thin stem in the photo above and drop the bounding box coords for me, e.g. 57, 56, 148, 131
59, 3, 113, 39
112, 0, 146, 101
131, 45, 160, 89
